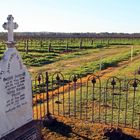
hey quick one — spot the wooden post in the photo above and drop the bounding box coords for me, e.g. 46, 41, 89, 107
66, 42, 68, 52
40, 40, 43, 48
79, 39, 82, 49
100, 55, 102, 71
91, 39, 93, 45
48, 42, 51, 52
26, 40, 29, 54
131, 46, 134, 62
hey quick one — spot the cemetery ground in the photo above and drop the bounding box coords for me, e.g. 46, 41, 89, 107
28, 45, 140, 76
1, 38, 140, 139
36, 47, 140, 139
27, 43, 140, 139
42, 115, 140, 140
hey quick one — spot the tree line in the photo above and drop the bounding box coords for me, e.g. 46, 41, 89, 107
0, 32, 140, 40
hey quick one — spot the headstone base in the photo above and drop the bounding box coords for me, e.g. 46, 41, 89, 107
0, 120, 42, 140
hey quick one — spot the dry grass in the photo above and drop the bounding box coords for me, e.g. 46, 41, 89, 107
42, 115, 140, 140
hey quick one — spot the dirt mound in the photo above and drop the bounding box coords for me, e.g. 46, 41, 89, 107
103, 127, 139, 140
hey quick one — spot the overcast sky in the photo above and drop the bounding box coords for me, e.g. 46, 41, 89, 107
0, 0, 140, 33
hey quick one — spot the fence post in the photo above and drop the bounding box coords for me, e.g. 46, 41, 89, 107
43, 72, 56, 126
46, 72, 50, 115
66, 42, 69, 52
26, 39, 29, 54
73, 75, 77, 118
48, 42, 51, 52
132, 79, 137, 128
79, 39, 82, 49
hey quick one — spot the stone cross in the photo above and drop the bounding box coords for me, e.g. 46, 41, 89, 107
2, 15, 18, 43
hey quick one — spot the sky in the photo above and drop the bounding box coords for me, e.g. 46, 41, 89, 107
0, 0, 140, 33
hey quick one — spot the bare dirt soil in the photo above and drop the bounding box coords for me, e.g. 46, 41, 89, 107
42, 115, 140, 140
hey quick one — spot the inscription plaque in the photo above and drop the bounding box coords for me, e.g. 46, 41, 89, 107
0, 121, 42, 140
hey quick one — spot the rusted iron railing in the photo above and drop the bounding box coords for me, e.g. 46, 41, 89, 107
33, 71, 140, 130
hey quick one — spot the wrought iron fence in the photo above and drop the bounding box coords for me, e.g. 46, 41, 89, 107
33, 72, 140, 130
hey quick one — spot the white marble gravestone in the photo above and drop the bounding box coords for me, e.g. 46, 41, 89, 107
0, 15, 33, 139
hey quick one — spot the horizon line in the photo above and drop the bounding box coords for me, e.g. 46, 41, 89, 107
0, 31, 140, 34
